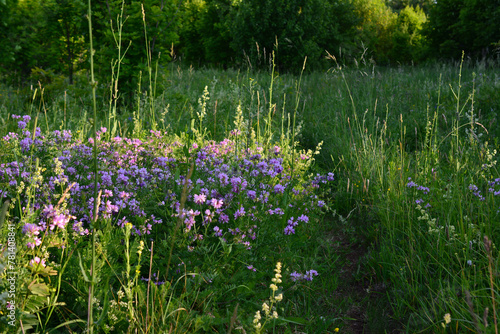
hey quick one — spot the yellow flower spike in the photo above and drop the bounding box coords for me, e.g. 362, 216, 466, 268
262, 302, 270, 315
253, 310, 261, 322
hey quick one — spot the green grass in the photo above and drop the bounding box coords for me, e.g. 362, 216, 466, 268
1, 56, 500, 333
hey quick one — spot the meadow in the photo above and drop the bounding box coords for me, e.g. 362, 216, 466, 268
1, 53, 500, 333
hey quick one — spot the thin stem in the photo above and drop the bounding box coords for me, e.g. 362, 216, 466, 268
87, 0, 98, 332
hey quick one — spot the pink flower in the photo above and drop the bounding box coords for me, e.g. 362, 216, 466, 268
211, 198, 223, 209
30, 256, 46, 268
194, 193, 207, 204
50, 214, 69, 230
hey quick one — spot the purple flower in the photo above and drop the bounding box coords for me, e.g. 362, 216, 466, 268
417, 186, 430, 194
23, 223, 40, 236
231, 176, 242, 186
218, 173, 229, 186
20, 137, 33, 152
305, 270, 319, 281
101, 171, 113, 186
274, 184, 285, 194
234, 206, 245, 219
290, 271, 303, 281
406, 179, 417, 188
219, 212, 229, 223
284, 225, 295, 235
297, 214, 309, 223
273, 207, 284, 215
291, 270, 319, 282
247, 265, 257, 272
247, 190, 257, 199
18, 121, 27, 129
317, 200, 325, 207
142, 223, 152, 235
213, 226, 223, 237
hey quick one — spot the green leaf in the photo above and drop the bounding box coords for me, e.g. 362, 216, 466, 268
24, 295, 47, 313
17, 313, 38, 333
279, 316, 309, 325
29, 282, 50, 297
95, 276, 111, 327
78, 251, 90, 283
38, 265, 58, 277
47, 319, 86, 333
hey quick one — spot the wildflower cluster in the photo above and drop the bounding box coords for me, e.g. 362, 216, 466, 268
290, 269, 319, 282
470, 178, 500, 204
416, 203, 447, 236
1, 116, 333, 256
468, 184, 485, 201
406, 177, 431, 207
0, 115, 334, 328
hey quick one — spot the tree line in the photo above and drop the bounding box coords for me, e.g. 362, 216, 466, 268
0, 0, 498, 83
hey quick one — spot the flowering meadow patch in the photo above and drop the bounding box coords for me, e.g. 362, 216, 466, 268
0, 114, 332, 332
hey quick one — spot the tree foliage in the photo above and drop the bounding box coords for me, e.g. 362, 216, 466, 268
0, 0, 18, 69
0, 0, 498, 83
352, 0, 397, 63
231, 0, 357, 71
91, 0, 181, 96
425, 0, 500, 59
389, 5, 427, 62
178, 0, 358, 71
385, 0, 434, 13
0, 0, 87, 81
179, 0, 234, 65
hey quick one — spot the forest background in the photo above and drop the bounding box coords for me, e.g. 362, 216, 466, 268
0, 0, 498, 89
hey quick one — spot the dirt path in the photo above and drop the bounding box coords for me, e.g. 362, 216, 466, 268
322, 211, 397, 333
